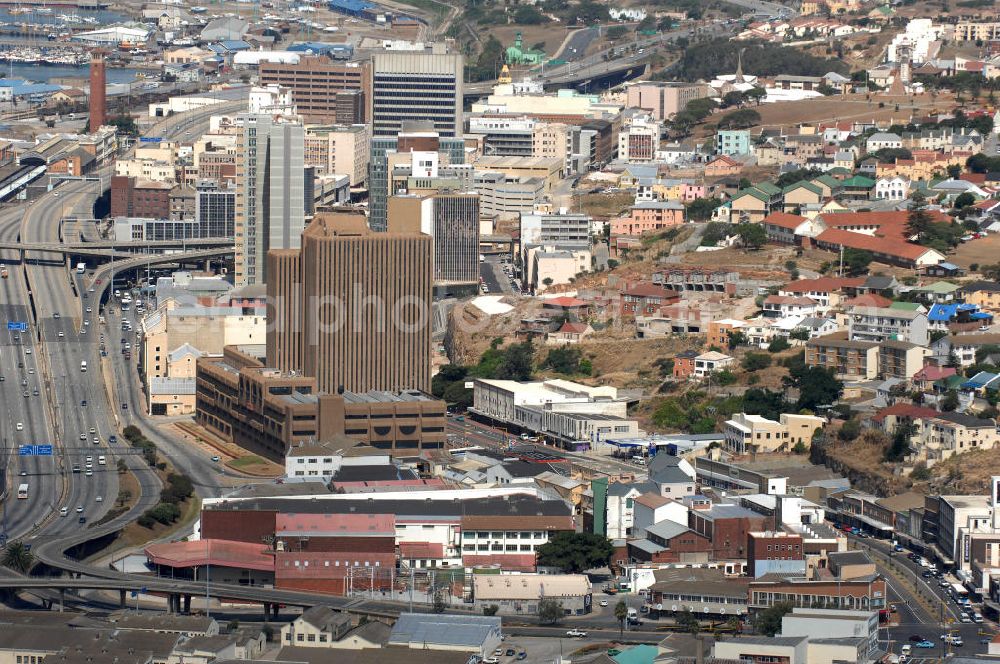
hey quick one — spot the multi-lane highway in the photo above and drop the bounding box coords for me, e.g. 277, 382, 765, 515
0, 99, 247, 555
0, 202, 58, 541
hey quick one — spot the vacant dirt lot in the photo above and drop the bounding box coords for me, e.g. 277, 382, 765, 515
489, 25, 574, 59
947, 234, 1000, 270
751, 93, 957, 130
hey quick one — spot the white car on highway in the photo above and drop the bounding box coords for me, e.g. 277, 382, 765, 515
15, 422, 22, 431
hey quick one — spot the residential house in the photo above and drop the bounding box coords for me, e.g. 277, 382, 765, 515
627, 520, 711, 564
762, 295, 820, 319
874, 176, 910, 201
839, 175, 875, 201
866, 132, 903, 152
673, 349, 699, 379
620, 282, 680, 317
705, 154, 743, 177
717, 129, 752, 156
631, 493, 689, 538
912, 364, 956, 391
606, 480, 657, 539
878, 340, 931, 379
762, 212, 825, 245
731, 183, 782, 223
611, 201, 685, 236
960, 281, 1000, 312
782, 181, 824, 212
693, 351, 735, 378
848, 306, 930, 346
647, 453, 697, 497
547, 321, 593, 345
779, 277, 863, 312
723, 413, 826, 454
805, 332, 879, 380
919, 411, 1000, 461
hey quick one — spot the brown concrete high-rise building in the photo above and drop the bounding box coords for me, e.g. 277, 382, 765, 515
88, 50, 106, 133
267, 209, 433, 394
258, 58, 370, 124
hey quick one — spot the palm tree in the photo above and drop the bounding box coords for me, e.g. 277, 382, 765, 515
2, 541, 33, 574
614, 599, 628, 637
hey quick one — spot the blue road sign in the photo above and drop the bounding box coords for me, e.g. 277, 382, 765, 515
36, 445, 52, 456
7, 322, 26, 332
18, 445, 34, 456
130, 590, 138, 598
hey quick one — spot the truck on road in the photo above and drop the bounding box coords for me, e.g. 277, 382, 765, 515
75, 262, 86, 274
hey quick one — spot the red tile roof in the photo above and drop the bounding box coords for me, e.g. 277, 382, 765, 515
145, 539, 275, 571
708, 155, 741, 167
543, 296, 589, 308
764, 212, 807, 230
558, 321, 590, 334
781, 276, 864, 293
399, 541, 445, 559
913, 365, 956, 382
841, 294, 893, 308
872, 403, 939, 422
961, 173, 986, 185
275, 512, 396, 536
814, 227, 933, 261
764, 295, 818, 306
622, 282, 679, 298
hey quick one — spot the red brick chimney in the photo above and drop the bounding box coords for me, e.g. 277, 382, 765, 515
89, 50, 106, 133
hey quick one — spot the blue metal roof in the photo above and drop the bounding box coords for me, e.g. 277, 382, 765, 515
327, 0, 375, 10
961, 371, 1000, 389
928, 303, 983, 322
928, 304, 958, 322
0, 80, 63, 96
217, 39, 251, 50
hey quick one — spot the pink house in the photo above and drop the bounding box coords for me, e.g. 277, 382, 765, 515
681, 182, 707, 202
611, 201, 686, 236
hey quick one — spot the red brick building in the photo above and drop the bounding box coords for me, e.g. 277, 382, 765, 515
673, 350, 698, 379
627, 520, 711, 563
747, 531, 804, 577
689, 504, 773, 560
111, 175, 172, 219
620, 282, 681, 317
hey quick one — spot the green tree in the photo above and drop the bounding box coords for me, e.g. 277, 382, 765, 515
842, 248, 873, 277
495, 340, 534, 380
954, 192, 976, 209
787, 365, 842, 411
906, 200, 935, 242
718, 108, 762, 129
544, 346, 586, 375
614, 600, 628, 637
789, 328, 810, 341
432, 587, 446, 613
768, 337, 790, 353
538, 598, 564, 624
714, 369, 737, 386
755, 601, 793, 636
736, 223, 766, 250
108, 115, 139, 137
947, 164, 962, 179
886, 422, 916, 461
536, 531, 614, 573
941, 389, 960, 412
742, 353, 772, 371
727, 330, 748, 350
513, 5, 546, 23
838, 418, 861, 441
1, 541, 33, 573
686, 197, 722, 221
676, 608, 701, 635
721, 90, 745, 108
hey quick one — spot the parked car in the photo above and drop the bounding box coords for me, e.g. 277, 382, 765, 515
566, 629, 587, 638
914, 641, 934, 649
